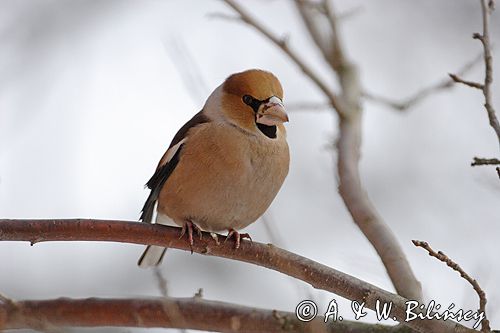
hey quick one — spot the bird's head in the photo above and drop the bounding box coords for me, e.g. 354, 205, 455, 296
212, 69, 288, 139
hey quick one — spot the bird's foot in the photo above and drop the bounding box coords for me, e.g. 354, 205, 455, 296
179, 221, 203, 253
224, 228, 252, 249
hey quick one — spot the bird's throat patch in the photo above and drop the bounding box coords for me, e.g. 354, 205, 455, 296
257, 123, 277, 139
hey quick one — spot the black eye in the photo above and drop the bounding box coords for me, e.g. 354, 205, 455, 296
242, 95, 253, 105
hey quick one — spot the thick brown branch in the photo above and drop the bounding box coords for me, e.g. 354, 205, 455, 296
0, 296, 415, 333
220, 0, 345, 116
0, 219, 475, 333
412, 240, 490, 333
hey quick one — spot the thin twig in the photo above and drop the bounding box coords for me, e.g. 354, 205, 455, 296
471, 157, 500, 166
166, 38, 209, 105
0, 219, 476, 333
449, 74, 484, 90
0, 293, 10, 303
207, 12, 241, 21
193, 288, 203, 299
366, 53, 482, 112
153, 268, 189, 333
412, 240, 490, 333
293, 0, 364, 21
337, 5, 364, 21
322, 0, 345, 72
294, 0, 325, 13
153, 267, 169, 297
294, 0, 344, 73
475, 0, 500, 150
0, 292, 16, 309
454, 0, 500, 177
286, 101, 332, 111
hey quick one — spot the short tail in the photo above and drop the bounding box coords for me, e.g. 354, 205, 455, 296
137, 245, 167, 268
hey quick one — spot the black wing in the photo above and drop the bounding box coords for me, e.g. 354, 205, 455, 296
139, 145, 183, 223
139, 111, 209, 223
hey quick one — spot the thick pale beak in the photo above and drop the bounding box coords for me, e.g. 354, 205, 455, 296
256, 97, 289, 126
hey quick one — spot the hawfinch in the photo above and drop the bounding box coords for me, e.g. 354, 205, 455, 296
138, 69, 289, 268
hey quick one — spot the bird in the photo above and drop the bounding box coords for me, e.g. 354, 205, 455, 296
138, 69, 290, 268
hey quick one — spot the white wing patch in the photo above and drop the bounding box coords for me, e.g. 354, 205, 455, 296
160, 138, 186, 166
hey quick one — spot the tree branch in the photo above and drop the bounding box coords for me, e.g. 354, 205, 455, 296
413, 240, 490, 333
0, 296, 417, 333
365, 53, 482, 112
471, 157, 500, 166
299, 1, 423, 301
294, 0, 344, 73
477, 0, 500, 150
449, 74, 484, 90
0, 219, 475, 333
286, 101, 332, 112
453, 0, 500, 177
289, 53, 482, 113
336, 113, 423, 302
452, 0, 500, 152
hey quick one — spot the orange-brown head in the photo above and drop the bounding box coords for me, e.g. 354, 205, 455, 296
218, 69, 288, 139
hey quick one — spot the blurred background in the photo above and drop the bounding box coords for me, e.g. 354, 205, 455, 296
0, 0, 499, 332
